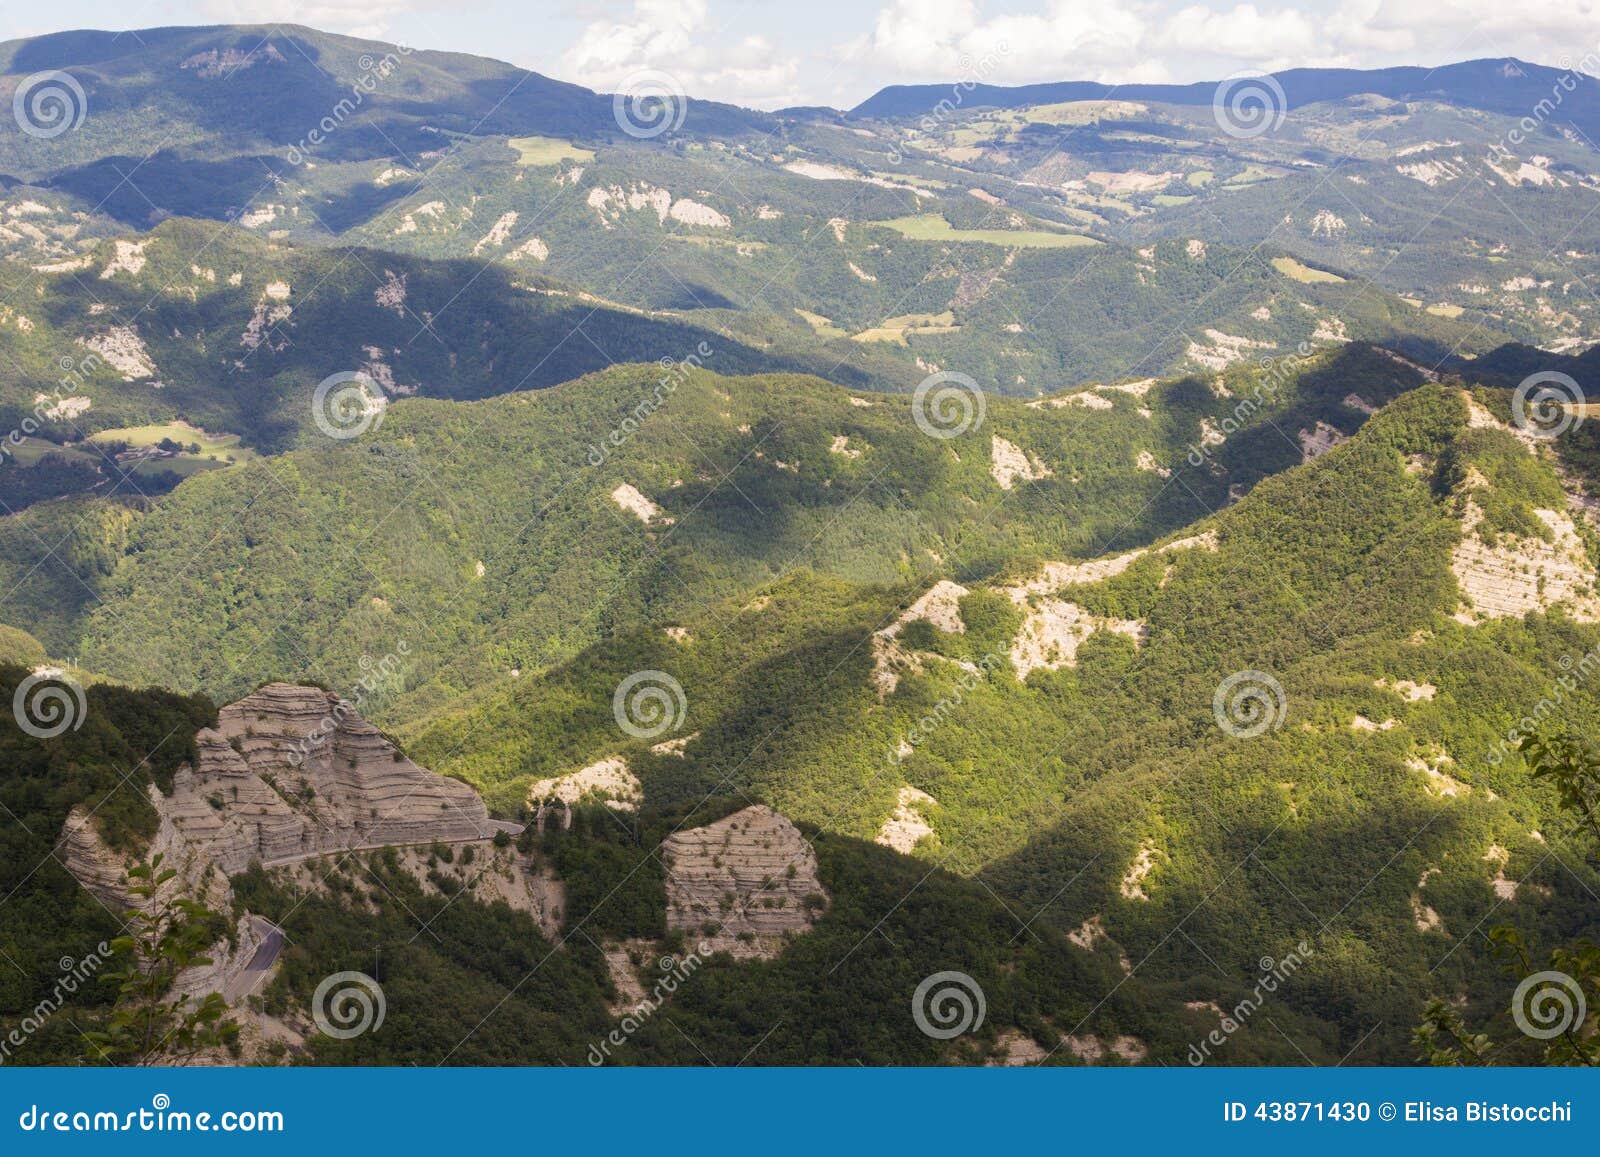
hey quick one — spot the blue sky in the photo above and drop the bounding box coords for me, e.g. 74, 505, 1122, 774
1, 0, 1593, 109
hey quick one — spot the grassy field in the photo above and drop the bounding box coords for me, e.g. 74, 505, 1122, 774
851, 311, 960, 344
5, 440, 99, 467
1271, 256, 1347, 284
508, 136, 596, 166
1021, 100, 1142, 125
1223, 164, 1282, 186
88, 421, 258, 475
877, 214, 1100, 248
794, 309, 847, 339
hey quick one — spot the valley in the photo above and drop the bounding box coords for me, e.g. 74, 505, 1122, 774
1, 22, 1598, 1071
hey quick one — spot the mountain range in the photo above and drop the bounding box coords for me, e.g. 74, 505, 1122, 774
1, 24, 1597, 1068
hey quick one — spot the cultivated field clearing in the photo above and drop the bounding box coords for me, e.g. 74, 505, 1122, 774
1272, 256, 1347, 283
851, 311, 961, 344
508, 136, 596, 166
878, 214, 1100, 248
88, 421, 257, 475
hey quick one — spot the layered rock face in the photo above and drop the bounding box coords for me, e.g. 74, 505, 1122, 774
662, 805, 827, 959
58, 683, 495, 898
179, 683, 493, 871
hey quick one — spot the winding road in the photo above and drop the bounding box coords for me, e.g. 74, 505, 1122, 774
222, 915, 284, 1004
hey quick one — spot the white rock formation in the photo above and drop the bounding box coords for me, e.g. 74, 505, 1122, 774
58, 684, 497, 896
1186, 329, 1273, 371
999, 533, 1217, 680
871, 579, 970, 695
611, 482, 673, 526
99, 239, 147, 279
662, 805, 825, 958
79, 326, 156, 380
1452, 502, 1600, 624
990, 436, 1053, 489
527, 756, 642, 811
1298, 421, 1347, 462
1011, 600, 1144, 679
876, 786, 936, 853
1120, 843, 1159, 900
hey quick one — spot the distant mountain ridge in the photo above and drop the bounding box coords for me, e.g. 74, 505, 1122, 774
0, 23, 768, 179
849, 57, 1594, 131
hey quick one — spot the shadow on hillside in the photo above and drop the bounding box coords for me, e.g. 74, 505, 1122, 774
977, 765, 1476, 1064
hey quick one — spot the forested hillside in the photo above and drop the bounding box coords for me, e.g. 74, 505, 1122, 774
1, 23, 1597, 1070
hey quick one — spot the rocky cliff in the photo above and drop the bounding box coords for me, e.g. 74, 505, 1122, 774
662, 805, 827, 959
58, 683, 498, 905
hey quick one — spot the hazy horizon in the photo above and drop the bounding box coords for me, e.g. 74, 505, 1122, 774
0, 1, 1593, 111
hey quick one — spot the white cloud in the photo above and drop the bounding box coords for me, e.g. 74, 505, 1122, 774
198, 0, 430, 41
835, 0, 1600, 100
562, 0, 706, 86
1155, 4, 1319, 61
558, 0, 800, 107
842, 0, 1157, 85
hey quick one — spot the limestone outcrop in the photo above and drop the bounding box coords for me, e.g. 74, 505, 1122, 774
169, 683, 494, 874
59, 683, 498, 901
871, 579, 971, 696
662, 805, 826, 959
1451, 503, 1600, 624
